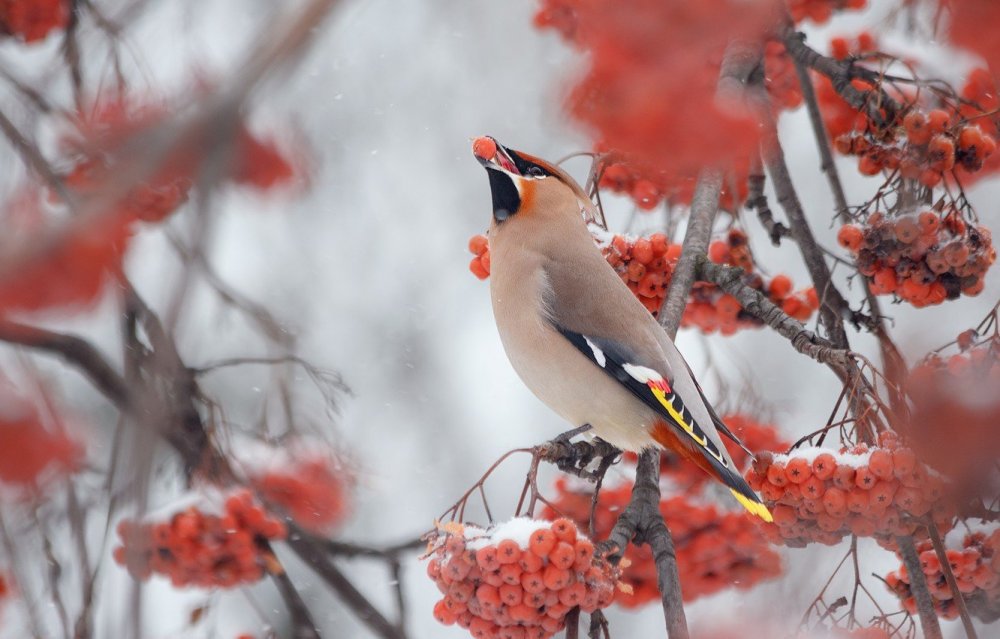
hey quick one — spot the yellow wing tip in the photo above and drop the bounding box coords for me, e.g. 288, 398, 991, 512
729, 489, 773, 523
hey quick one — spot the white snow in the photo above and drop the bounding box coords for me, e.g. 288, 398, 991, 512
773, 445, 874, 469
464, 517, 557, 551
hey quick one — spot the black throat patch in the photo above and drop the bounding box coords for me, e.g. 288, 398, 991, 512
487, 169, 520, 222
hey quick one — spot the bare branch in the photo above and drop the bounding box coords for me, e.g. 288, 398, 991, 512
896, 535, 943, 639
0, 320, 128, 407
657, 170, 722, 335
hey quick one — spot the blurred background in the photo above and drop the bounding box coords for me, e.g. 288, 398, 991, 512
0, 0, 997, 637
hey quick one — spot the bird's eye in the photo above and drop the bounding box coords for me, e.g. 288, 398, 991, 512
527, 166, 546, 178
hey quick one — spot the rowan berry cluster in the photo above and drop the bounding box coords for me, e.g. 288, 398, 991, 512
834, 111, 997, 186
597, 157, 747, 211
0, 0, 68, 43
249, 456, 350, 536
600, 231, 679, 316
0, 384, 81, 490
546, 474, 782, 607
885, 528, 1000, 622
63, 157, 192, 225
701, 229, 819, 326
425, 518, 618, 639
904, 334, 1000, 487
469, 234, 490, 280
956, 68, 1000, 182
656, 413, 789, 490
58, 98, 298, 226
746, 433, 950, 548
837, 209, 994, 305
828, 32, 877, 61
598, 162, 667, 211
787, 0, 867, 25
113, 490, 287, 588
764, 41, 803, 111
468, 229, 818, 334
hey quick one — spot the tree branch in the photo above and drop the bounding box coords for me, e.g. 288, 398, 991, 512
781, 29, 901, 129
0, 320, 128, 406
897, 535, 943, 639
748, 163, 789, 246
754, 92, 851, 349
284, 532, 407, 639
695, 257, 851, 370
657, 170, 722, 334
926, 520, 979, 639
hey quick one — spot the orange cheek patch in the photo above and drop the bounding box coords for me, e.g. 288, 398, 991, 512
518, 179, 536, 215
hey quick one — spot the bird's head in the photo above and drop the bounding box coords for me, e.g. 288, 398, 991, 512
472, 136, 595, 225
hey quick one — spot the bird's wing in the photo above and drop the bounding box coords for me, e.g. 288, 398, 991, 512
541, 256, 770, 521
553, 325, 771, 522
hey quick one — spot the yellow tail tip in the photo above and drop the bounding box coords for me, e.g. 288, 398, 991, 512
730, 489, 773, 523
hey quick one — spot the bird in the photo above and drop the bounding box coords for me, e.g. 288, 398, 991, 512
471, 135, 772, 522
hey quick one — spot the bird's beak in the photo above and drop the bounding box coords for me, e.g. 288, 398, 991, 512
473, 136, 521, 176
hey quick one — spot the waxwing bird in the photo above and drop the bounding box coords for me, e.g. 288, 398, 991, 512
472, 136, 772, 522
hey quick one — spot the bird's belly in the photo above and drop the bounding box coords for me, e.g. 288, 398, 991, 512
498, 320, 657, 452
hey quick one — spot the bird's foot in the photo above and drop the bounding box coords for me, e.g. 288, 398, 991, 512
538, 427, 621, 482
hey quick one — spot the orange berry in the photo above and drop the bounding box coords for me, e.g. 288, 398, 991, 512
926, 109, 950, 134
869, 268, 898, 295
631, 180, 661, 211
854, 466, 877, 489
542, 565, 571, 590
811, 453, 836, 480
784, 457, 812, 484
528, 529, 556, 557
434, 599, 457, 625
768, 274, 793, 300
894, 216, 920, 244
521, 569, 546, 594
891, 448, 917, 478
867, 449, 894, 480
830, 37, 850, 59
928, 134, 956, 171
468, 234, 488, 255
496, 539, 521, 564
708, 240, 729, 264
823, 487, 848, 516
782, 296, 802, 318
832, 465, 856, 490
518, 549, 543, 573
573, 539, 594, 567
632, 239, 654, 265
772, 504, 797, 526
846, 488, 870, 513
904, 111, 931, 145
472, 136, 497, 161
498, 583, 523, 606
767, 461, 789, 486
499, 562, 523, 585
476, 546, 500, 571
801, 476, 825, 500
470, 256, 489, 280
716, 294, 741, 317
557, 582, 587, 607
476, 583, 501, 605
837, 225, 864, 252
549, 542, 576, 570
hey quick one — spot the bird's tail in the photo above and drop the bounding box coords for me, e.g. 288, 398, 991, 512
651, 421, 773, 522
